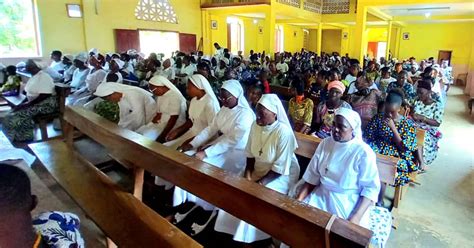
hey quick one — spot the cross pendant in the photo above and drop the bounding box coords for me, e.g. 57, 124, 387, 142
259, 149, 263, 156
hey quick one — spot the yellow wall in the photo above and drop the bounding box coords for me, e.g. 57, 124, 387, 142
321, 29, 342, 54
367, 28, 388, 42
35, 0, 202, 55
241, 17, 265, 55
398, 22, 474, 74
282, 24, 305, 53
37, 0, 86, 55
308, 29, 318, 52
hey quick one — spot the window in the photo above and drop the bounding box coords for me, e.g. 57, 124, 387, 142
135, 0, 178, 24
139, 30, 179, 59
0, 0, 40, 57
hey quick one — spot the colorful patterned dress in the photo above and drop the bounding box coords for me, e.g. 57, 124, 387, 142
364, 114, 418, 186
312, 101, 352, 138
288, 97, 314, 128
33, 211, 84, 248
412, 100, 444, 165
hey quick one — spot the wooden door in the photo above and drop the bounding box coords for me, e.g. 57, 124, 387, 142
438, 50, 452, 65
367, 42, 378, 59
179, 33, 197, 54
227, 23, 232, 51
115, 29, 140, 53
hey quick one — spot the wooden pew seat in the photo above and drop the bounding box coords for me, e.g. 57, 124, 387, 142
29, 140, 202, 248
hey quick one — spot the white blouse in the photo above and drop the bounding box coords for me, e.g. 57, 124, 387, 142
70, 68, 91, 89
188, 94, 219, 134
190, 105, 254, 158
302, 137, 380, 219
85, 69, 107, 92
24, 71, 55, 101
246, 121, 297, 181
155, 89, 186, 127
118, 89, 157, 131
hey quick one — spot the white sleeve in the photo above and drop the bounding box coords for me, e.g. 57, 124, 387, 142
302, 139, 325, 185
204, 111, 252, 157
190, 111, 221, 148
165, 95, 182, 116
271, 129, 296, 176
357, 148, 380, 203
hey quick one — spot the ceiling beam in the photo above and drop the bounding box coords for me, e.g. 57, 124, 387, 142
367, 7, 393, 21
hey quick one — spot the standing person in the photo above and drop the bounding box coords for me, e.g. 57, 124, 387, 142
3, 60, 58, 142
311, 81, 352, 139
172, 80, 255, 235
93, 83, 156, 131
214, 43, 224, 60
136, 76, 187, 143
288, 78, 313, 134
69, 53, 90, 89
364, 89, 418, 205
411, 80, 444, 169
214, 94, 300, 244
293, 108, 390, 248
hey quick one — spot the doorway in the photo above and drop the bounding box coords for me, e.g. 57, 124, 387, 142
227, 17, 244, 54
438, 50, 452, 65
367, 41, 387, 61
139, 30, 179, 58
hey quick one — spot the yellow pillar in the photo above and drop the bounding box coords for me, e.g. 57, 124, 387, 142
201, 10, 212, 55
263, 6, 276, 56
353, 4, 367, 63
316, 23, 322, 55
385, 20, 392, 60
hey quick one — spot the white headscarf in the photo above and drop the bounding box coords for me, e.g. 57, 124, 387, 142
29, 59, 48, 70
257, 94, 297, 147
149, 75, 187, 109
221, 57, 230, 66
113, 58, 125, 69
88, 48, 98, 56
188, 74, 220, 111
335, 108, 363, 141
74, 52, 89, 63
221, 80, 252, 111
94, 82, 121, 97
63, 54, 74, 62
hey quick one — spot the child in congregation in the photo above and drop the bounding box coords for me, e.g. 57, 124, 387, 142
0, 65, 21, 96
376, 67, 397, 94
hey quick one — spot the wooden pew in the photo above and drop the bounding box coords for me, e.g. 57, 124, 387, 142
56, 106, 373, 247
29, 140, 202, 248
1, 94, 26, 107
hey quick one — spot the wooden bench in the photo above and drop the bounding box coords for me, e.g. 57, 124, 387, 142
52, 106, 373, 247
29, 140, 202, 248
1, 94, 26, 107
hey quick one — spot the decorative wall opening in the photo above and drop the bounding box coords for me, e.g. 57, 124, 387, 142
135, 0, 178, 24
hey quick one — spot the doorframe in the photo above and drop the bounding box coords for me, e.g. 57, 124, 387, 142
437, 50, 452, 66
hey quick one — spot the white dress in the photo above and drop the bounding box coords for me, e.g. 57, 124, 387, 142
136, 89, 187, 140
117, 89, 157, 131
173, 105, 255, 210
164, 94, 219, 150
214, 121, 300, 243
24, 71, 55, 101
69, 68, 90, 89
301, 136, 380, 219
160, 67, 176, 81
68, 69, 106, 106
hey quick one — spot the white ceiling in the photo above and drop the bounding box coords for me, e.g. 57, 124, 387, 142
379, 3, 474, 16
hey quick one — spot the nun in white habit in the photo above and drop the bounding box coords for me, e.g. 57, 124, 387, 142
69, 52, 90, 89
285, 108, 391, 248
94, 83, 156, 131
154, 74, 220, 190
136, 76, 187, 143
172, 79, 255, 235
214, 94, 300, 244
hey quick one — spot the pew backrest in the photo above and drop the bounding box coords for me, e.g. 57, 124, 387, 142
62, 106, 372, 248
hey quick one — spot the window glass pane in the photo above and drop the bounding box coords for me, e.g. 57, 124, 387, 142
0, 0, 39, 57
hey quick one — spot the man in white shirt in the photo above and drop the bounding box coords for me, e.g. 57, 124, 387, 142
214, 43, 224, 61
276, 57, 289, 74
49, 50, 65, 73
176, 56, 195, 85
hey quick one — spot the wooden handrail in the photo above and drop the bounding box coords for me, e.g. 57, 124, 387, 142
63, 106, 372, 247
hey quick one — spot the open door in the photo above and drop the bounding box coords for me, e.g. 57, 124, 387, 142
179, 33, 197, 53
115, 29, 140, 53
438, 50, 452, 65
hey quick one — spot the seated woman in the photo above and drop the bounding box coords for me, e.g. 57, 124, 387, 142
294, 108, 390, 248
288, 78, 313, 134
68, 55, 107, 106
387, 70, 416, 104
172, 80, 255, 235
136, 76, 187, 143
103, 58, 124, 83
69, 53, 90, 89
311, 80, 352, 139
364, 89, 418, 204
3, 59, 58, 142
347, 71, 383, 130
196, 61, 220, 97
246, 82, 264, 112
411, 79, 444, 169
376, 67, 396, 94
214, 94, 300, 245
214, 58, 228, 80
93, 82, 156, 131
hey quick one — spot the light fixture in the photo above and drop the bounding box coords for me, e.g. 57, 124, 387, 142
424, 12, 431, 18
253, 19, 258, 24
